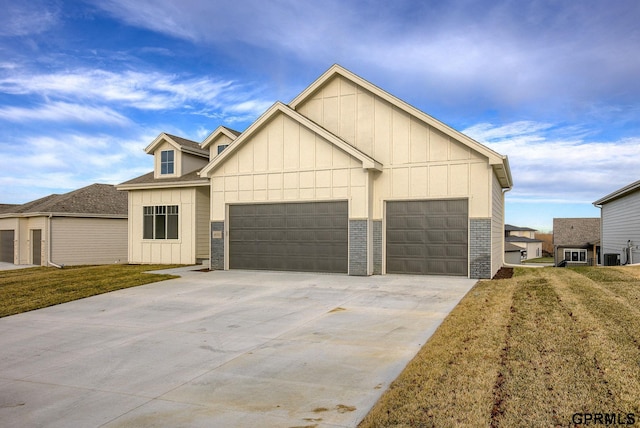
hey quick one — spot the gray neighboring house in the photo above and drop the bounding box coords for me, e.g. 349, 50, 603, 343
0, 184, 128, 266
553, 218, 601, 266
594, 179, 640, 265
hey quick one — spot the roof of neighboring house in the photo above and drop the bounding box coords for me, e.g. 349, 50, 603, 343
505, 243, 523, 252
593, 179, 640, 205
505, 224, 537, 232
0, 204, 19, 214
117, 169, 209, 189
553, 218, 600, 247
0, 184, 127, 217
505, 236, 543, 243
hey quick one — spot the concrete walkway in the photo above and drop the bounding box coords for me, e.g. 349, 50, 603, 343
0, 270, 476, 427
0, 262, 37, 271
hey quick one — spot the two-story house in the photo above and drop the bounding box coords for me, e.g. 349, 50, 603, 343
118, 65, 513, 278
504, 224, 543, 260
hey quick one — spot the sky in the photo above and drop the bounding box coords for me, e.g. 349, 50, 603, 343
1, 0, 639, 232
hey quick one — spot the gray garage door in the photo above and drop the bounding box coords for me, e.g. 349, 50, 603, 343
229, 201, 348, 273
386, 199, 468, 276
1, 230, 15, 263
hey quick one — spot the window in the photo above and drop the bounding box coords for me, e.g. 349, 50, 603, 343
143, 205, 178, 239
160, 150, 174, 174
564, 249, 587, 263
217, 144, 229, 155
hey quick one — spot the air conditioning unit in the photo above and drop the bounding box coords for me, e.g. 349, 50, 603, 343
604, 253, 620, 266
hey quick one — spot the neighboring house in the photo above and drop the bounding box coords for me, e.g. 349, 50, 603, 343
504, 224, 543, 260
594, 179, 640, 265
0, 184, 127, 266
119, 64, 513, 278
504, 242, 523, 265
553, 218, 601, 266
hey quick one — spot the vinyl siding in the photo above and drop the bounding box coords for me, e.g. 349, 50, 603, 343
51, 217, 127, 265
491, 172, 504, 277
601, 191, 640, 263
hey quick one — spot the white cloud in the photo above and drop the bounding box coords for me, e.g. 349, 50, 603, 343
464, 121, 640, 203
0, 102, 130, 125
0, 2, 60, 37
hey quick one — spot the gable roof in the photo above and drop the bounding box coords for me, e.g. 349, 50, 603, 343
201, 126, 241, 150
505, 224, 537, 232
506, 236, 542, 244
593, 179, 640, 206
117, 170, 209, 190
290, 64, 512, 189
0, 184, 127, 218
505, 242, 524, 252
145, 133, 208, 158
200, 102, 383, 177
553, 218, 600, 247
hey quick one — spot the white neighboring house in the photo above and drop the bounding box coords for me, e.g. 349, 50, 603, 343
0, 184, 128, 266
504, 224, 543, 260
594, 179, 640, 265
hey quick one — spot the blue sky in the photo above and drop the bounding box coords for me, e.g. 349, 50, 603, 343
1, 0, 639, 232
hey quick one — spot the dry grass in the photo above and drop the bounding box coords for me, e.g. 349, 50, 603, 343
0, 264, 181, 317
360, 267, 640, 427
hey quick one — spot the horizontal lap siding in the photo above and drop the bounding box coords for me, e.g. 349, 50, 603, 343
602, 192, 640, 262
51, 217, 127, 265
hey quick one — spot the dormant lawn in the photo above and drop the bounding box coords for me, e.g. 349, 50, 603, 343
361, 266, 640, 427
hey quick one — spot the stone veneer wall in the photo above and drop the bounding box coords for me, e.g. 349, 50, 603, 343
210, 221, 224, 270
349, 219, 368, 276
372, 220, 382, 275
470, 218, 491, 279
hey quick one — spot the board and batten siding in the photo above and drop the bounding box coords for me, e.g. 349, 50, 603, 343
128, 187, 203, 264
491, 172, 505, 277
50, 217, 127, 265
210, 112, 369, 221
295, 74, 492, 220
601, 192, 640, 262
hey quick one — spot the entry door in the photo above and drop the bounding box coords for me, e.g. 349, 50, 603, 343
0, 230, 14, 263
32, 229, 42, 265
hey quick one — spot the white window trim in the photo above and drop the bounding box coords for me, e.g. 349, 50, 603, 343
160, 150, 175, 175
564, 248, 587, 263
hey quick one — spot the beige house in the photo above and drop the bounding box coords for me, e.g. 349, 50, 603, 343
119, 65, 513, 278
553, 218, 601, 266
504, 224, 543, 260
0, 184, 127, 266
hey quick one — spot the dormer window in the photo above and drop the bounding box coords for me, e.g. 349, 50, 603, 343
217, 144, 229, 155
160, 150, 174, 174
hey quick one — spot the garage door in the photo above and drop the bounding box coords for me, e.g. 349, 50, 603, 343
229, 201, 348, 273
386, 199, 468, 276
1, 230, 15, 263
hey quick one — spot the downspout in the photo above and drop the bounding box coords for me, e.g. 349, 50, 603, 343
47, 214, 63, 269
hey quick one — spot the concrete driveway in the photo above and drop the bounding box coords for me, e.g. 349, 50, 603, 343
0, 269, 475, 427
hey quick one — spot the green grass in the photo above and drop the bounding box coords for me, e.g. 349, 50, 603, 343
0, 264, 182, 318
360, 266, 640, 427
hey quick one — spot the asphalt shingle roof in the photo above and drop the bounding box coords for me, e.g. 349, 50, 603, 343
164, 133, 206, 152
1, 184, 127, 216
118, 170, 208, 187
553, 218, 600, 247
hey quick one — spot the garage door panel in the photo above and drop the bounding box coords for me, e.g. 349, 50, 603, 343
1, 230, 14, 263
229, 202, 348, 273
386, 200, 468, 276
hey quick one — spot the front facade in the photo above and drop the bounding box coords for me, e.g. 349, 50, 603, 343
553, 218, 601, 266
119, 65, 512, 278
198, 65, 512, 279
0, 184, 127, 266
594, 179, 640, 265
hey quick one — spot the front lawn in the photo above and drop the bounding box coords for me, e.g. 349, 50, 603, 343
0, 264, 181, 318
360, 266, 640, 427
